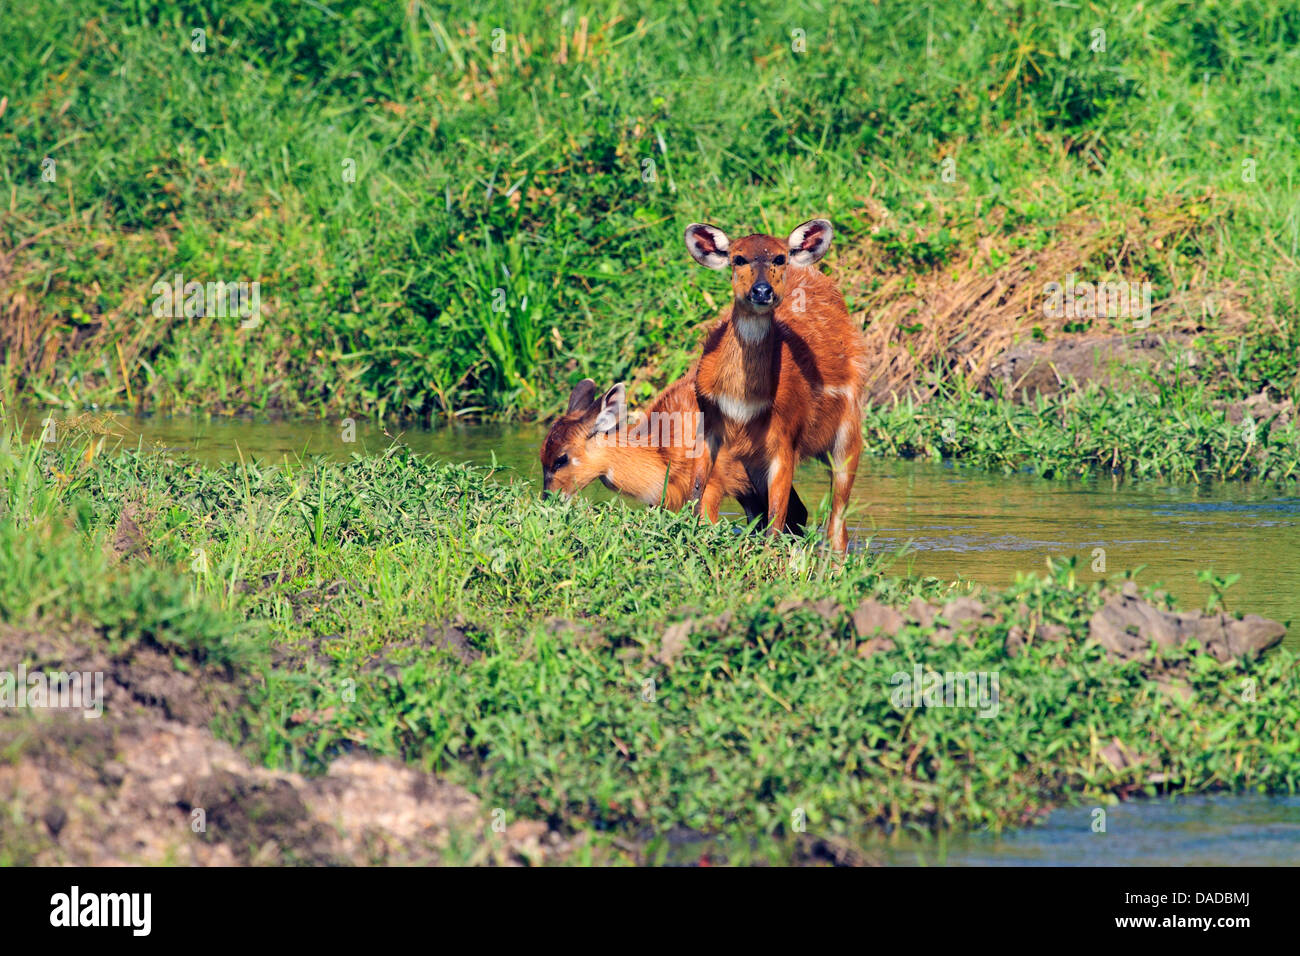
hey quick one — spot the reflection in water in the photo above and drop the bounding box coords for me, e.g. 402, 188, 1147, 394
23, 409, 1300, 645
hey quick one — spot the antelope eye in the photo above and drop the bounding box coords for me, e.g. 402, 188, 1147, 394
553, 453, 569, 468
732, 256, 748, 266
773, 254, 786, 265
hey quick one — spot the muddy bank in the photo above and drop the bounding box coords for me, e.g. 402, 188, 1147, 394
0, 573, 1287, 866
0, 624, 570, 865
980, 332, 1195, 401
980, 335, 1300, 427
645, 583, 1286, 792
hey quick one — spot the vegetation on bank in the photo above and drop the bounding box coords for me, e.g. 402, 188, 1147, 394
864, 380, 1300, 483
3, 0, 1299, 864
4, 420, 1297, 862
2, 0, 1297, 422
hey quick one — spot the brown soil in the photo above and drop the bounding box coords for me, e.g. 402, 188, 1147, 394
0, 623, 572, 865
980, 332, 1196, 401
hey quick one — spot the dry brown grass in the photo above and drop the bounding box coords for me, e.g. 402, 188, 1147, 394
0, 220, 175, 404
828, 191, 1255, 402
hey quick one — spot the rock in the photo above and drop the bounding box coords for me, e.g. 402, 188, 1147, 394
807, 598, 841, 622
1223, 614, 1288, 660
851, 600, 903, 640
856, 637, 896, 658
1088, 592, 1182, 661
1005, 626, 1026, 657
776, 598, 841, 622
905, 598, 936, 628
1034, 623, 1069, 643
1088, 590, 1285, 666
657, 621, 693, 667
940, 596, 988, 628
928, 628, 955, 647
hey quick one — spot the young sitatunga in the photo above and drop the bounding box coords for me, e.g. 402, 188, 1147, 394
540, 373, 808, 534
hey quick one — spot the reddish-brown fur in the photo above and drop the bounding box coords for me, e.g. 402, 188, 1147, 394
540, 372, 807, 532
684, 219, 867, 552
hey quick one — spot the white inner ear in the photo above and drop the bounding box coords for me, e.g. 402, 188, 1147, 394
787, 219, 833, 266
592, 405, 619, 434
686, 225, 731, 270
592, 384, 625, 434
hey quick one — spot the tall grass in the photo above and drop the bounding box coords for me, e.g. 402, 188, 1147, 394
1, 1, 1297, 419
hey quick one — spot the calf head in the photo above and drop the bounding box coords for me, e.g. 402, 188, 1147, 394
540, 379, 625, 495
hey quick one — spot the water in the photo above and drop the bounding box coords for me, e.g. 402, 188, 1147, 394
52, 410, 1299, 646
880, 794, 1300, 866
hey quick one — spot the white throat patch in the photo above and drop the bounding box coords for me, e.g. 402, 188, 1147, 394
734, 314, 772, 345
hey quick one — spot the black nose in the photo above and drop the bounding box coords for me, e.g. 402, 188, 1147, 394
749, 282, 773, 304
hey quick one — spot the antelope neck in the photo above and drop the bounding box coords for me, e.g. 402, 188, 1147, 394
602, 442, 670, 504
732, 303, 774, 345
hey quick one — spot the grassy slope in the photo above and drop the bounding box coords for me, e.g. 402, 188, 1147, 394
6, 422, 1298, 862
2, 0, 1298, 422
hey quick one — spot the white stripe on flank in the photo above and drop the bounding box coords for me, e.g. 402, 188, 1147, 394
715, 393, 770, 424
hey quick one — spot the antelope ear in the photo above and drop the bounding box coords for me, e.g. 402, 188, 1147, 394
566, 378, 597, 414
685, 223, 731, 269
591, 383, 625, 435
787, 219, 833, 266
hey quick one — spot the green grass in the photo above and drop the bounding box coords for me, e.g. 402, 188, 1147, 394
0, 418, 245, 664
4, 1, 1300, 860
6, 417, 1298, 862
863, 379, 1300, 482
2, 0, 1298, 421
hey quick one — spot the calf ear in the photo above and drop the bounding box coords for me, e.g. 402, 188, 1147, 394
787, 219, 833, 265
591, 383, 626, 435
566, 378, 597, 414
685, 224, 731, 269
